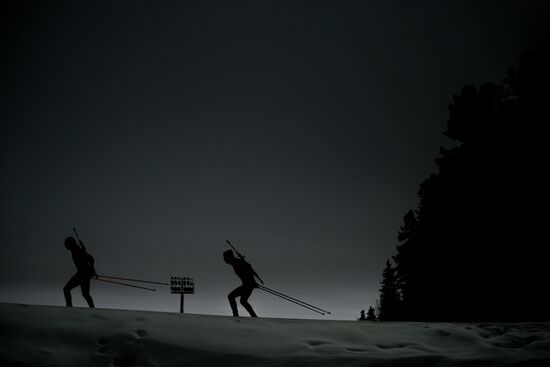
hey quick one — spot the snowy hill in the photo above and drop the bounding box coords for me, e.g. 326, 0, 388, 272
0, 303, 549, 366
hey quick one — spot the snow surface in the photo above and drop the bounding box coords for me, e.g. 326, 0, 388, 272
1, 303, 549, 367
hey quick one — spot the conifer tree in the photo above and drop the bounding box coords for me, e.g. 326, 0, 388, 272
366, 306, 377, 321
378, 259, 401, 321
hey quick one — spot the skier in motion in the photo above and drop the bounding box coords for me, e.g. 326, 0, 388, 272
63, 235, 98, 308
223, 242, 264, 317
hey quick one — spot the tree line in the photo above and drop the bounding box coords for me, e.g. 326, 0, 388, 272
373, 40, 549, 322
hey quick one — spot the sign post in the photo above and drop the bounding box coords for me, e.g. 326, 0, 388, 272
170, 277, 194, 314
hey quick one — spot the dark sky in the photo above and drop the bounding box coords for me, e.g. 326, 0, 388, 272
1, 1, 548, 319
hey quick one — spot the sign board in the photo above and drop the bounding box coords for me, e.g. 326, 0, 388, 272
170, 277, 194, 294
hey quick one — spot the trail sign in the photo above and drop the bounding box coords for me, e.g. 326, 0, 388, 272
170, 277, 194, 313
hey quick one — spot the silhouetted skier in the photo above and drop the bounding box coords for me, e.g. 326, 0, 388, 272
223, 249, 263, 317
63, 236, 97, 308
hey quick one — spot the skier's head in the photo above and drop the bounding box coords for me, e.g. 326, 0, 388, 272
64, 236, 78, 250
223, 249, 235, 263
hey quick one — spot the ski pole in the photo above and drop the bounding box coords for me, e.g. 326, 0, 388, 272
259, 287, 328, 315
94, 277, 156, 291
258, 285, 331, 315
98, 275, 169, 286
258, 285, 330, 314
259, 287, 325, 315
258, 286, 326, 315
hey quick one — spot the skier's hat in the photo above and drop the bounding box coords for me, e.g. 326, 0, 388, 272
223, 249, 234, 261
64, 236, 77, 249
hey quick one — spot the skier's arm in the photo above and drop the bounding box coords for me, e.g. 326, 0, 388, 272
88, 254, 98, 278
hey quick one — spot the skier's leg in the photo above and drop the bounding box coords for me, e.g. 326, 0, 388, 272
228, 286, 244, 316
81, 277, 95, 308
240, 286, 257, 317
63, 273, 81, 307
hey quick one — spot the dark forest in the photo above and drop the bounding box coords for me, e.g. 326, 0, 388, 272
378, 40, 549, 322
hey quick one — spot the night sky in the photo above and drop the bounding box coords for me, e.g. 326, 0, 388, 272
1, 1, 548, 319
